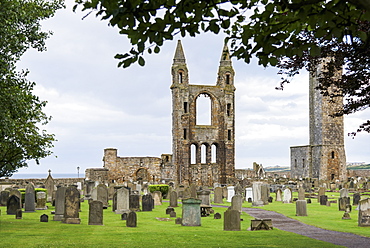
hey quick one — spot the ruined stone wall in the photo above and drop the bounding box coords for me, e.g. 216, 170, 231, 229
290, 145, 311, 179
85, 168, 109, 183
0, 177, 84, 190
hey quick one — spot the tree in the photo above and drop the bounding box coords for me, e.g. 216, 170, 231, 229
75, 0, 370, 133
0, 0, 64, 177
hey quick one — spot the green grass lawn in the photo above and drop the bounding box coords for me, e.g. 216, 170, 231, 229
0, 199, 342, 248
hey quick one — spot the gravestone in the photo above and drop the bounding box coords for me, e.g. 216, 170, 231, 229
251, 219, 273, 230
89, 200, 103, 225
245, 188, 253, 202
96, 184, 109, 209
121, 212, 128, 220
296, 200, 307, 216
231, 195, 242, 213
358, 198, 370, 227
320, 195, 328, 206
318, 187, 326, 203
112, 192, 117, 212
40, 214, 49, 222
129, 193, 140, 212
153, 191, 162, 206
283, 188, 292, 204
115, 187, 130, 214
222, 187, 228, 200
108, 185, 115, 200
223, 208, 240, 231
298, 187, 305, 201
214, 187, 224, 204
36, 192, 47, 210
9, 189, 22, 207
189, 184, 197, 198
338, 197, 350, 211
261, 184, 270, 205
62, 186, 81, 224
214, 213, 221, 219
84, 180, 95, 200
340, 188, 349, 198
44, 170, 54, 202
307, 199, 312, 204
126, 211, 137, 227
169, 191, 178, 207
7, 195, 21, 215
252, 182, 264, 206
197, 190, 211, 206
175, 217, 182, 224
353, 193, 361, 206
0, 190, 10, 206
181, 198, 201, 226
268, 196, 273, 203
227, 186, 235, 203
142, 194, 154, 211
15, 209, 22, 219
166, 207, 175, 215
25, 184, 36, 212
169, 211, 176, 218
53, 186, 66, 221
234, 183, 243, 196
177, 185, 185, 199
275, 189, 282, 202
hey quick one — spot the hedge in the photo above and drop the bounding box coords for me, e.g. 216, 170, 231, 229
148, 184, 169, 196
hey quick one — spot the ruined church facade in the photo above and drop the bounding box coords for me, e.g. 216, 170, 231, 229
290, 61, 346, 181
102, 41, 236, 185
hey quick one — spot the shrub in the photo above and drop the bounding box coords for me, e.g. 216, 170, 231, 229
148, 184, 169, 197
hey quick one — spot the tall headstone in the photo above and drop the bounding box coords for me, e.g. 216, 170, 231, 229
89, 200, 103, 225
24, 183, 36, 212
44, 170, 54, 202
153, 191, 162, 206
234, 183, 243, 196
115, 187, 130, 214
169, 191, 178, 207
245, 188, 253, 202
320, 195, 328, 206
358, 198, 370, 227
62, 186, 81, 224
36, 192, 47, 210
181, 198, 201, 226
96, 184, 109, 209
252, 182, 263, 206
318, 187, 326, 203
227, 186, 235, 203
126, 211, 137, 227
0, 190, 9, 206
223, 208, 240, 231
231, 195, 242, 212
53, 186, 66, 221
261, 184, 270, 205
296, 200, 307, 216
283, 188, 292, 204
298, 187, 305, 201
214, 187, 224, 204
275, 189, 282, 202
7, 195, 21, 215
353, 193, 361, 206
84, 180, 95, 200
189, 184, 197, 198
129, 193, 140, 212
142, 194, 154, 211
197, 190, 211, 206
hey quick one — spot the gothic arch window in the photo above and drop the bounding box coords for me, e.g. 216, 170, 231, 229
294, 159, 297, 168
302, 159, 305, 168
190, 144, 197, 164
225, 74, 230, 84
227, 103, 231, 116
136, 168, 148, 181
196, 93, 211, 125
211, 143, 217, 163
178, 70, 184, 83
201, 144, 207, 163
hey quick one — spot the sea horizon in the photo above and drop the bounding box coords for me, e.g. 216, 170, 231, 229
3, 173, 85, 179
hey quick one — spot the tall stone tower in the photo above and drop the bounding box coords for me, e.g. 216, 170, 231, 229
171, 40, 236, 185
291, 60, 346, 181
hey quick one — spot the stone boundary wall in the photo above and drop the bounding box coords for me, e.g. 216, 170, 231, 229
0, 177, 85, 190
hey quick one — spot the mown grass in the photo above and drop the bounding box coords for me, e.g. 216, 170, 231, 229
0, 199, 342, 248
242, 191, 370, 238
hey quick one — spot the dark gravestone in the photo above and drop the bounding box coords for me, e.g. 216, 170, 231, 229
296, 200, 307, 216
15, 209, 22, 219
353, 193, 361, 206
53, 186, 66, 221
7, 195, 21, 215
40, 214, 49, 222
338, 197, 350, 211
223, 208, 240, 231
320, 195, 328, 206
175, 217, 182, 224
126, 211, 137, 227
121, 213, 128, 220
247, 197, 252, 203
169, 211, 176, 218
24, 183, 36, 212
268, 196, 273, 203
166, 207, 175, 215
129, 194, 140, 212
89, 200, 103, 225
62, 186, 81, 224
112, 192, 117, 212
214, 213, 221, 219
0, 190, 9, 206
307, 199, 312, 204
169, 191, 178, 207
142, 194, 154, 211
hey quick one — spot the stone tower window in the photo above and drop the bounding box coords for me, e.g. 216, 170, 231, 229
226, 74, 230, 84
302, 159, 305, 168
211, 144, 217, 163
196, 93, 211, 125
228, 130, 232, 140
294, 159, 297, 168
190, 144, 196, 164
227, 103, 231, 116
184, 102, 188, 113
183, 129, 187, 139
201, 144, 207, 163
179, 71, 183, 83
331, 151, 335, 159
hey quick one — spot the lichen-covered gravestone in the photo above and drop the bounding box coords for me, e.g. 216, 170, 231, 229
36, 192, 47, 210
7, 195, 21, 215
169, 191, 178, 207
181, 198, 201, 226
53, 186, 66, 221
142, 194, 154, 211
126, 211, 137, 227
153, 191, 162, 206
358, 198, 370, 227
0, 190, 10, 206
62, 186, 81, 224
223, 208, 240, 231
24, 183, 36, 212
115, 187, 129, 214
129, 193, 140, 212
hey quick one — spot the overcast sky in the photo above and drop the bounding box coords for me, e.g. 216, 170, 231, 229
11, 0, 370, 177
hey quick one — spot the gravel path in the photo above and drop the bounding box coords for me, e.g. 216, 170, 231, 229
243, 207, 370, 248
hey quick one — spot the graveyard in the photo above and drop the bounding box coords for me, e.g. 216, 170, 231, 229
1, 182, 370, 247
